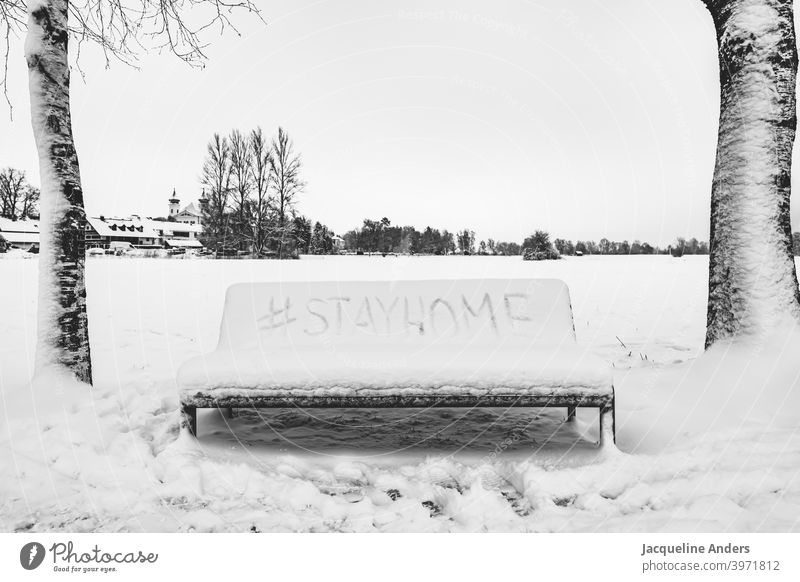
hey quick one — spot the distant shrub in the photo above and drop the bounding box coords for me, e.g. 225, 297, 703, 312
523, 248, 560, 261
522, 230, 560, 261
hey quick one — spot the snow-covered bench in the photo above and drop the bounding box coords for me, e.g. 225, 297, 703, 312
177, 279, 615, 445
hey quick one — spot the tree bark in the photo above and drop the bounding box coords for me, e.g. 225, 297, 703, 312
26, 0, 92, 383
703, 0, 800, 347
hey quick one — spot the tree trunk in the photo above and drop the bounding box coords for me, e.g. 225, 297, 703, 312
277, 213, 284, 260
26, 0, 93, 383
704, 0, 800, 347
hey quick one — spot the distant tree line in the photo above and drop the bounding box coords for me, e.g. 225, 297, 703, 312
339, 219, 710, 258
342, 218, 455, 254
341, 219, 522, 255
199, 126, 336, 258
554, 236, 709, 256
0, 168, 39, 220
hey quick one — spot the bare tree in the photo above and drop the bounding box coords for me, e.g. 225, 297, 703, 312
702, 0, 800, 347
200, 132, 233, 249
268, 127, 305, 259
0, 166, 38, 219
21, 185, 39, 218
0, 167, 24, 217
249, 126, 272, 256
228, 128, 252, 249
1, 0, 261, 384
25, 1, 94, 382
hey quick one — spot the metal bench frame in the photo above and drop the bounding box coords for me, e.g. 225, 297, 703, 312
180, 391, 616, 446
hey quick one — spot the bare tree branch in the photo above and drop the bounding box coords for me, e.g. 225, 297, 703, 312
0, 0, 26, 115
0, 0, 264, 113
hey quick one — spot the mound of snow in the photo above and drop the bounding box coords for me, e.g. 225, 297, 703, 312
618, 324, 800, 454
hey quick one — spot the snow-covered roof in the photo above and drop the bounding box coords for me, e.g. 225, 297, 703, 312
179, 203, 201, 216
0, 231, 39, 244
165, 238, 203, 248
87, 217, 158, 239
0, 217, 40, 234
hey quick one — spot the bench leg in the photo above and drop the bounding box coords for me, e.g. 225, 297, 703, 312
598, 404, 615, 447
224, 407, 235, 419
566, 406, 577, 422
181, 404, 197, 437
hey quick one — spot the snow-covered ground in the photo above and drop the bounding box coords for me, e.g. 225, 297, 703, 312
1, 255, 799, 532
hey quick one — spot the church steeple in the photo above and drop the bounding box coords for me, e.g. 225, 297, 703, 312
169, 188, 180, 217
197, 189, 208, 226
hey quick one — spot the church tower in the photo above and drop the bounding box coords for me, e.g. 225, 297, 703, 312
169, 188, 180, 218
198, 189, 208, 225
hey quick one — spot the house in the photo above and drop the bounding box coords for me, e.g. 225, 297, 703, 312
85, 215, 204, 250
145, 217, 203, 249
85, 216, 160, 249
0, 217, 40, 251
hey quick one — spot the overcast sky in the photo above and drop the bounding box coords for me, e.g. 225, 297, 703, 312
1, 0, 732, 245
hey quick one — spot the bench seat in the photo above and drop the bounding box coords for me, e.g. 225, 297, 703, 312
177, 278, 615, 445
178, 345, 612, 398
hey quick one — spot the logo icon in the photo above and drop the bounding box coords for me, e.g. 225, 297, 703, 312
20, 542, 46, 570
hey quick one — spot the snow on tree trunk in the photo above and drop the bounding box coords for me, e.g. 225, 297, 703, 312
704, 0, 800, 347
25, 0, 92, 384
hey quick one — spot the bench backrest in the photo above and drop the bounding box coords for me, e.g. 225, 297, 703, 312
216, 279, 577, 352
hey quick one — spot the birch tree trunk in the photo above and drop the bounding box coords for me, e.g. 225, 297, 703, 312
25, 0, 92, 383
703, 0, 800, 347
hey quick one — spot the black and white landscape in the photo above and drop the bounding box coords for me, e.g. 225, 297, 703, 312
1, 0, 799, 532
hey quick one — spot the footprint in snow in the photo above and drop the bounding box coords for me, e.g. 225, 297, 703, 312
385, 488, 402, 501
422, 465, 463, 493
421, 500, 442, 516
310, 469, 367, 503
479, 468, 533, 517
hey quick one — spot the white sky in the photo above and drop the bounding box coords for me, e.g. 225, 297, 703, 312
0, 0, 737, 245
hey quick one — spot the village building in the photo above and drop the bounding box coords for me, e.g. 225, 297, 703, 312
0, 217, 40, 251
85, 216, 160, 249
147, 217, 203, 249
85, 191, 206, 250
169, 189, 205, 225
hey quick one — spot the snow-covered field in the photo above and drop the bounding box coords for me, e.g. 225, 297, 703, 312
1, 255, 799, 532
